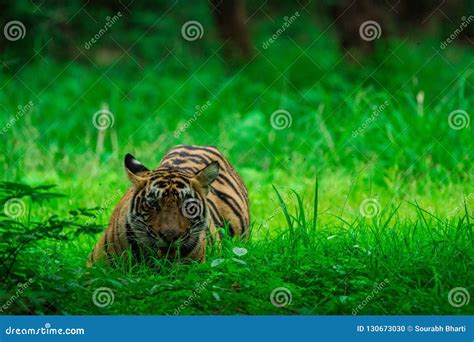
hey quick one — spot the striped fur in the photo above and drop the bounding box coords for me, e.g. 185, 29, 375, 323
89, 145, 249, 265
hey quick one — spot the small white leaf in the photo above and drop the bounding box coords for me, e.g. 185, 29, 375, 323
211, 258, 225, 268
232, 257, 247, 265
212, 291, 221, 301
232, 247, 248, 256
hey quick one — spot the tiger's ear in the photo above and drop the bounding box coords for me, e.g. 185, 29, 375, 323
124, 153, 149, 186
192, 161, 219, 195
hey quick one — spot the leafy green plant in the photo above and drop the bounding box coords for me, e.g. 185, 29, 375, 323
0, 182, 104, 284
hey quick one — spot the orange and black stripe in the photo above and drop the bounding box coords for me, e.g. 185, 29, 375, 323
160, 145, 250, 237
88, 145, 250, 266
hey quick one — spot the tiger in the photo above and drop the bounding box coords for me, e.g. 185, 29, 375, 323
88, 145, 250, 265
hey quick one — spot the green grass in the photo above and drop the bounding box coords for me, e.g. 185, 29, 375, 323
3, 182, 472, 315
0, 14, 473, 315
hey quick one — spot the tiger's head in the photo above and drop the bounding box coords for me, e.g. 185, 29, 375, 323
124, 153, 219, 257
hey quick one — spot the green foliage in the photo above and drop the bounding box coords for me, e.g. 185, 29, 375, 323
0, 179, 472, 315
0, 182, 104, 313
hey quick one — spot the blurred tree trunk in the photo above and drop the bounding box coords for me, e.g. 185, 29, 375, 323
210, 0, 253, 59
0, 1, 7, 55
329, 0, 387, 54
328, 0, 471, 55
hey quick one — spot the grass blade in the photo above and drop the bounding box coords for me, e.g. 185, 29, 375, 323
272, 184, 294, 233
312, 175, 319, 232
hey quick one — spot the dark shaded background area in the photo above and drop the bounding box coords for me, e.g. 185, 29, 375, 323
1, 0, 473, 69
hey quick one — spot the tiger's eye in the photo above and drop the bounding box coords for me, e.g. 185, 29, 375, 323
175, 182, 186, 189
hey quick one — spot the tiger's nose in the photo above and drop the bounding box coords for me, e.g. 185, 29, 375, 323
159, 229, 180, 244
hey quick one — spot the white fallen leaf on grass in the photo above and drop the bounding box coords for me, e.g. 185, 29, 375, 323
232, 247, 248, 256
212, 291, 221, 301
232, 257, 247, 265
211, 258, 225, 268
